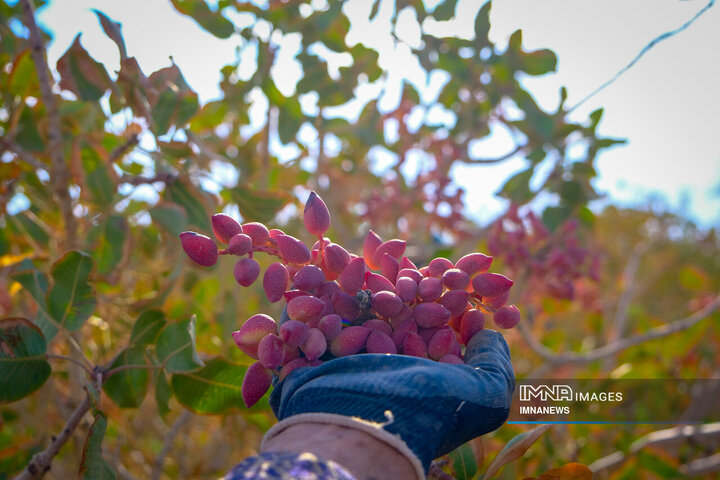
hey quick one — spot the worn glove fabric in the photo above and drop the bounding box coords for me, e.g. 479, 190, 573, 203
268, 329, 514, 473
225, 451, 355, 480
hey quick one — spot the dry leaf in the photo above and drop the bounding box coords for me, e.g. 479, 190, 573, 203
483, 424, 552, 479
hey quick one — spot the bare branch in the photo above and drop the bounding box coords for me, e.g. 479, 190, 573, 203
518, 293, 720, 365
118, 172, 177, 186
105, 363, 162, 377
20, 0, 77, 248
150, 410, 192, 480
607, 241, 648, 344
460, 143, 526, 164
46, 353, 94, 376
109, 134, 140, 163
590, 422, 720, 474
680, 453, 720, 477
2, 140, 47, 171
12, 396, 91, 480
567, 0, 716, 113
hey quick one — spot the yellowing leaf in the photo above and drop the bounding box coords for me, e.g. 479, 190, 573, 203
483, 424, 552, 479
535, 463, 593, 480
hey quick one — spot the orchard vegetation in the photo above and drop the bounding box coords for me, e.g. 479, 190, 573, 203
1, 0, 719, 479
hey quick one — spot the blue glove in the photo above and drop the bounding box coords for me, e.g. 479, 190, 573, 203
268, 329, 514, 474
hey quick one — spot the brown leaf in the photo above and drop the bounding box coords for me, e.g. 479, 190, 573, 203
483, 424, 552, 479
57, 35, 112, 102
535, 463, 593, 480
469, 436, 484, 468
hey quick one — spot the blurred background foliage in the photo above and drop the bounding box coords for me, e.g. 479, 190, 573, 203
0, 0, 718, 478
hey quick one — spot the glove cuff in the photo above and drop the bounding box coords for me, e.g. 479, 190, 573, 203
261, 412, 426, 480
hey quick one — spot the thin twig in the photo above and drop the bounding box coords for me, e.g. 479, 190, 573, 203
607, 241, 647, 344
3, 140, 47, 170
680, 453, 720, 477
150, 410, 192, 480
109, 134, 140, 163
119, 172, 177, 186
20, 0, 77, 248
568, 0, 716, 113
460, 143, 526, 164
105, 363, 162, 377
60, 331, 95, 371
12, 396, 91, 480
517, 293, 720, 365
589, 422, 720, 474
46, 354, 94, 376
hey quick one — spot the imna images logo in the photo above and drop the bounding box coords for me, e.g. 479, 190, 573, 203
519, 384, 573, 402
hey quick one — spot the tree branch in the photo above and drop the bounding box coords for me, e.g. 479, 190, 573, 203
460, 143, 526, 164
2, 140, 47, 171
46, 353, 94, 376
109, 134, 140, 163
20, 0, 77, 248
12, 396, 91, 480
607, 241, 647, 345
680, 453, 720, 477
518, 293, 720, 365
118, 172, 177, 186
589, 422, 720, 474
567, 0, 716, 113
104, 363, 162, 377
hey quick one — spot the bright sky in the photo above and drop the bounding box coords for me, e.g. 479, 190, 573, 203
36, 0, 720, 229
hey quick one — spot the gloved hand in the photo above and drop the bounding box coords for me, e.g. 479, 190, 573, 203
266, 329, 514, 476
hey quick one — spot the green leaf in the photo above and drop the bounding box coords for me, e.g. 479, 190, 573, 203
369, 0, 380, 21
508, 29, 523, 51
152, 88, 199, 135
81, 147, 115, 206
165, 179, 210, 231
595, 137, 627, 150
150, 203, 188, 236
521, 48, 557, 76
15, 107, 44, 152
0, 318, 51, 404
148, 64, 199, 135
559, 180, 584, 206
450, 442, 478, 480
277, 96, 303, 145
589, 108, 604, 130
79, 413, 117, 480
434, 0, 458, 20
473, 1, 491, 48
57, 35, 112, 101
155, 370, 172, 418
189, 99, 230, 131
8, 51, 39, 97
170, 0, 235, 39
95, 215, 127, 275
637, 451, 682, 478
171, 357, 247, 414
0, 227, 8, 256
542, 206, 571, 232
499, 168, 534, 204
8, 211, 50, 246
93, 10, 127, 60
231, 186, 291, 224
130, 310, 166, 346
156, 316, 204, 373
46, 251, 96, 332
103, 347, 149, 408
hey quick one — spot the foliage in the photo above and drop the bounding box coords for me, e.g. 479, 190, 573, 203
0, 0, 718, 478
